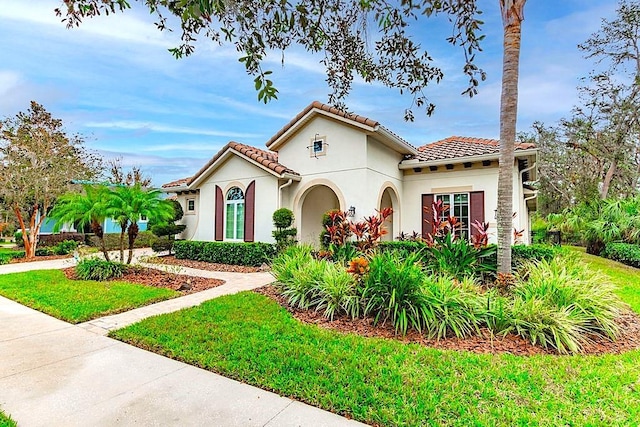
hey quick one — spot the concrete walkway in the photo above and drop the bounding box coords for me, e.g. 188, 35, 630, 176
0, 255, 367, 426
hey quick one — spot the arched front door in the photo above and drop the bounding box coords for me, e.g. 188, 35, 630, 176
379, 186, 399, 241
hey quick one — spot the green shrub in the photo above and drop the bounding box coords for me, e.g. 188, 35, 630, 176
52, 240, 80, 255
0, 254, 12, 265
421, 275, 483, 339
363, 252, 429, 334
313, 263, 360, 319
38, 233, 85, 247
174, 240, 276, 266
280, 258, 327, 309
35, 247, 54, 256
602, 242, 640, 268
272, 208, 295, 229
424, 233, 496, 280
508, 256, 623, 353
378, 241, 426, 259
14, 231, 23, 247
271, 245, 314, 287
0, 249, 25, 265
89, 231, 158, 250
75, 258, 127, 281
151, 238, 174, 253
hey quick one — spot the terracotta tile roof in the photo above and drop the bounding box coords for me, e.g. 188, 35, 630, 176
415, 136, 536, 161
266, 101, 379, 148
187, 141, 298, 186
161, 177, 191, 188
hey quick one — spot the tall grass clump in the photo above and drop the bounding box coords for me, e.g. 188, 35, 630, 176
362, 252, 429, 334
421, 275, 483, 339
510, 255, 623, 353
75, 258, 127, 281
313, 263, 360, 319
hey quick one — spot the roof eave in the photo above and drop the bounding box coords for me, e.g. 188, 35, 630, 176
374, 126, 419, 155
399, 148, 539, 169
266, 106, 377, 151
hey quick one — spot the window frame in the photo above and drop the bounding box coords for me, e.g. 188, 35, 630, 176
309, 135, 327, 157
186, 198, 196, 215
224, 187, 245, 241
435, 192, 470, 240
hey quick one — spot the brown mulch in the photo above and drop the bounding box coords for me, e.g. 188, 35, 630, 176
255, 285, 640, 356
152, 255, 268, 273
10, 254, 72, 263
63, 267, 225, 294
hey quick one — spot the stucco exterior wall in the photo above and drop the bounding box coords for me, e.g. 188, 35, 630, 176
187, 155, 279, 243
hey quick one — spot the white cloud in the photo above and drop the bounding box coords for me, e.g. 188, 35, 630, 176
0, 0, 176, 47
84, 120, 262, 139
139, 142, 222, 152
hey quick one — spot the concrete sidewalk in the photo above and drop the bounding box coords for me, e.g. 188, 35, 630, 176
79, 265, 275, 334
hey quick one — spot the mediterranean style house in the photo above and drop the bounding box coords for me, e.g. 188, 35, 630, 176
162, 101, 538, 245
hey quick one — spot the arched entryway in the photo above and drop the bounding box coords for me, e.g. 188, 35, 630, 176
379, 186, 400, 241
299, 184, 340, 245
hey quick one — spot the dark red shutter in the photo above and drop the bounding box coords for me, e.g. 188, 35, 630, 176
244, 180, 255, 242
421, 193, 434, 238
469, 191, 485, 237
215, 186, 224, 241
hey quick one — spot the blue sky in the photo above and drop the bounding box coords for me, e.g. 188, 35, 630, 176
0, 0, 617, 187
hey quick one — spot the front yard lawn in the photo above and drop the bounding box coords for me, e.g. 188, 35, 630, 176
0, 270, 178, 323
112, 259, 640, 427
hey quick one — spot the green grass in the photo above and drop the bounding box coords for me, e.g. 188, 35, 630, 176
0, 270, 178, 323
0, 410, 16, 427
568, 246, 640, 313
113, 287, 640, 426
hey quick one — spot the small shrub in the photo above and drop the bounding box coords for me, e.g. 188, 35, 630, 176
602, 242, 640, 268
35, 247, 54, 256
272, 208, 297, 252
89, 231, 158, 250
174, 240, 276, 266
52, 240, 80, 255
363, 252, 429, 334
0, 250, 25, 264
151, 238, 174, 253
421, 275, 483, 339
75, 258, 127, 281
313, 263, 360, 319
14, 231, 23, 247
271, 245, 314, 287
424, 233, 496, 280
280, 258, 327, 309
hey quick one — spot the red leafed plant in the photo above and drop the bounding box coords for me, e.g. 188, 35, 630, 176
513, 228, 524, 245
471, 220, 490, 249
324, 207, 393, 255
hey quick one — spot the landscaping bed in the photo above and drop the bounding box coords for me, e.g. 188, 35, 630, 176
256, 284, 640, 356
152, 255, 265, 273
9, 254, 72, 264
63, 266, 225, 294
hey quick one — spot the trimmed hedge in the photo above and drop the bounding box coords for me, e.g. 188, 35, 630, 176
88, 231, 159, 250
602, 243, 640, 268
174, 240, 276, 266
39, 233, 85, 247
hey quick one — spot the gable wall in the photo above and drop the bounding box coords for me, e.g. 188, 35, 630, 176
191, 155, 279, 242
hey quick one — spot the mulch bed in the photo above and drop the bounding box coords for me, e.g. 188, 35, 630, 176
10, 254, 72, 263
152, 255, 268, 273
256, 285, 640, 356
63, 267, 225, 294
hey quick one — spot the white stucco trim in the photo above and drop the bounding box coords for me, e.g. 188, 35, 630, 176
293, 179, 347, 221
399, 149, 538, 169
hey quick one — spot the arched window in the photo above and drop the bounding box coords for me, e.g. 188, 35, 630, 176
225, 187, 244, 240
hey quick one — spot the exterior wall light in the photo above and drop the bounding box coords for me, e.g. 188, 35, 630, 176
347, 206, 356, 217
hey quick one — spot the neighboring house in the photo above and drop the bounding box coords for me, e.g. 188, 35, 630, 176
163, 101, 538, 245
38, 217, 149, 235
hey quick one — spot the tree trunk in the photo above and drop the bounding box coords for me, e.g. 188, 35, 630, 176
600, 158, 617, 199
91, 219, 109, 261
118, 220, 128, 263
127, 222, 139, 264
497, 0, 526, 274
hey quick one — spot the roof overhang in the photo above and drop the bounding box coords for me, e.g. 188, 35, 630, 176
371, 126, 420, 156
189, 147, 301, 189
267, 106, 378, 151
398, 148, 538, 169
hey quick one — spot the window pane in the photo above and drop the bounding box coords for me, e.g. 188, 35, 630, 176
226, 204, 235, 239
237, 203, 245, 240
226, 187, 244, 201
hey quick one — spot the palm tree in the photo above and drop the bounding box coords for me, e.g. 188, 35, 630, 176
497, 0, 527, 274
110, 184, 174, 264
49, 184, 112, 261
